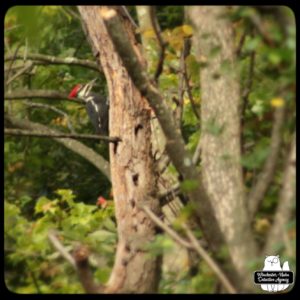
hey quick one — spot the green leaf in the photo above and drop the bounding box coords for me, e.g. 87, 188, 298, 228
87, 230, 116, 243
94, 268, 111, 284
180, 179, 199, 192
35, 196, 53, 214
103, 218, 116, 232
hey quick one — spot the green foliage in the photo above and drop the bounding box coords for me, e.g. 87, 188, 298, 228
180, 179, 198, 193
156, 6, 184, 30
241, 138, 270, 170
5, 189, 116, 293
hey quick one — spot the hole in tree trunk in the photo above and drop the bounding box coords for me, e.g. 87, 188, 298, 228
132, 173, 139, 186
130, 199, 135, 208
134, 124, 143, 135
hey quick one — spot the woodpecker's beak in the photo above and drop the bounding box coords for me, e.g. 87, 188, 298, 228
87, 78, 97, 86
85, 78, 97, 95
77, 78, 97, 99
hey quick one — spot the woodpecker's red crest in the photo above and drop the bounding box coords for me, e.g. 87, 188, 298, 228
68, 84, 82, 99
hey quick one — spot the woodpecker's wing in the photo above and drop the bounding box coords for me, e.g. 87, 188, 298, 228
85, 93, 109, 135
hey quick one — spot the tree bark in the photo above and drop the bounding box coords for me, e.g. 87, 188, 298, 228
78, 6, 161, 293
187, 6, 258, 291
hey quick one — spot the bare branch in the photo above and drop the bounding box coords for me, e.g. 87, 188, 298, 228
5, 128, 121, 143
6, 43, 22, 84
263, 132, 296, 255
72, 244, 104, 293
5, 53, 100, 72
6, 61, 34, 85
241, 50, 256, 129
120, 6, 138, 29
48, 230, 76, 269
181, 38, 200, 121
143, 205, 237, 294
62, 6, 81, 20
182, 224, 237, 294
192, 137, 202, 165
176, 40, 186, 127
24, 101, 76, 133
5, 115, 111, 181
48, 230, 103, 293
5, 89, 84, 104
235, 30, 247, 57
248, 106, 285, 218
142, 205, 192, 249
149, 6, 167, 82
247, 11, 275, 47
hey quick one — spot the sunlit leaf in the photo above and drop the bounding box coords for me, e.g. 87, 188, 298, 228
270, 97, 285, 107
182, 24, 193, 36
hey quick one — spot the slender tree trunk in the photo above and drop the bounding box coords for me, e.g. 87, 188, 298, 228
187, 6, 258, 291
78, 6, 161, 293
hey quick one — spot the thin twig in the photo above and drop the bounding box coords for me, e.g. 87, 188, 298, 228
5, 128, 121, 143
181, 38, 200, 120
248, 12, 274, 47
158, 154, 171, 174
235, 30, 247, 57
248, 106, 285, 218
48, 230, 76, 269
182, 224, 237, 294
48, 230, 103, 293
143, 205, 237, 294
263, 132, 296, 256
241, 51, 256, 124
121, 6, 138, 29
142, 205, 192, 249
6, 43, 22, 85
5, 115, 111, 180
30, 271, 42, 294
5, 53, 100, 72
192, 137, 202, 165
5, 61, 34, 86
63, 6, 81, 20
176, 40, 186, 127
149, 6, 167, 82
183, 73, 200, 120
5, 90, 84, 104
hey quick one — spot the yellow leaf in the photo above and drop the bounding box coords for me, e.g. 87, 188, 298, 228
182, 24, 193, 37
270, 97, 285, 107
254, 218, 271, 234
184, 97, 190, 105
143, 29, 156, 39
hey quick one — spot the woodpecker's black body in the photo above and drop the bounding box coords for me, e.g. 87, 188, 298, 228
69, 79, 109, 135
85, 92, 109, 135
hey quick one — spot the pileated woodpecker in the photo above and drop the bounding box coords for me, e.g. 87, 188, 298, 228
69, 79, 109, 135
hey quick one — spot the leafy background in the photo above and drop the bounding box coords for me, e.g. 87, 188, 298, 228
4, 6, 295, 293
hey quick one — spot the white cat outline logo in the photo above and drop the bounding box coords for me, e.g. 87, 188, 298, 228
261, 255, 290, 292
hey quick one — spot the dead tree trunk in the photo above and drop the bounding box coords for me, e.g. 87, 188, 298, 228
78, 6, 161, 293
